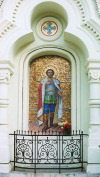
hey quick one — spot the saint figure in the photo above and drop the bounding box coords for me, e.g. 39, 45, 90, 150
37, 69, 63, 130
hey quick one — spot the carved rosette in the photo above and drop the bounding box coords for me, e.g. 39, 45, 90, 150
88, 70, 100, 81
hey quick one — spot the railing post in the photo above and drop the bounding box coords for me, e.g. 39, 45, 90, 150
14, 131, 16, 171
32, 132, 33, 164
81, 131, 83, 171
59, 132, 61, 173
62, 132, 63, 164
34, 132, 36, 173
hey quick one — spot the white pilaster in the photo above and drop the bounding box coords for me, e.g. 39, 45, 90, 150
87, 61, 100, 173
0, 63, 14, 173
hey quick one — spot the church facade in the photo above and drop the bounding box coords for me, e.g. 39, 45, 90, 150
0, 0, 100, 174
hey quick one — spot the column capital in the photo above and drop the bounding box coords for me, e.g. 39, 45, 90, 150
88, 70, 100, 82
0, 62, 14, 82
0, 70, 11, 81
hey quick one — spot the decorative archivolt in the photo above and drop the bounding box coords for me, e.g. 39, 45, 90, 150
0, 0, 100, 42
82, 21, 100, 41
10, 0, 86, 24
11, 0, 24, 23
96, 0, 100, 16
0, 20, 15, 38
0, 0, 4, 8
72, 0, 100, 41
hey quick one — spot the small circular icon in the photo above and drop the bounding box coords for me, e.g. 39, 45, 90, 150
41, 21, 58, 36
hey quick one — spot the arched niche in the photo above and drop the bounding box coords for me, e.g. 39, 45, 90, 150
11, 45, 87, 134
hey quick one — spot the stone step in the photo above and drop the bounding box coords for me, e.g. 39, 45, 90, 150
0, 172, 100, 177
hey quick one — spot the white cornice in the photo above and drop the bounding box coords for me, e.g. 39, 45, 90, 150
86, 60, 100, 71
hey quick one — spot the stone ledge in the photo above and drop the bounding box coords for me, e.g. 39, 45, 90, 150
0, 171, 100, 177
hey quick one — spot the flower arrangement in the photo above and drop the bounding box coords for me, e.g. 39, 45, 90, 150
64, 122, 71, 129
58, 121, 71, 135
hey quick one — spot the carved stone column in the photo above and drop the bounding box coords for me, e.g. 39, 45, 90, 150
0, 63, 13, 173
87, 61, 100, 173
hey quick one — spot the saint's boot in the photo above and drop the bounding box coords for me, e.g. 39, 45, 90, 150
50, 112, 54, 127
42, 114, 48, 131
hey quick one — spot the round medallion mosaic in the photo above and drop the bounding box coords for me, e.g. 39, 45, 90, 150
41, 21, 58, 36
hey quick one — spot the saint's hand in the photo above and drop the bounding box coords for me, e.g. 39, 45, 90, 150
57, 90, 62, 96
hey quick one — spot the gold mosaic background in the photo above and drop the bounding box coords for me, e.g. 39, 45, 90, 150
29, 55, 71, 124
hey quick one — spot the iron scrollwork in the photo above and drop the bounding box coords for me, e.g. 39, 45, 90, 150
63, 137, 80, 163
16, 136, 32, 163
10, 130, 86, 172
37, 137, 58, 163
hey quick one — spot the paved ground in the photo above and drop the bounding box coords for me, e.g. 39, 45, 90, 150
0, 172, 100, 177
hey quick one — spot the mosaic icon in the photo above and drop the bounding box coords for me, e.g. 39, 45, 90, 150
41, 21, 58, 36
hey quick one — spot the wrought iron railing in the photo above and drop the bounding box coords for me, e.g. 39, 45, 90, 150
9, 130, 88, 173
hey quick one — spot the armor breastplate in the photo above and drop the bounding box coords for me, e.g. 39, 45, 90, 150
45, 80, 58, 95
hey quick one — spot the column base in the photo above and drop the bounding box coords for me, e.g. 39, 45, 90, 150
0, 163, 11, 173
87, 164, 100, 173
